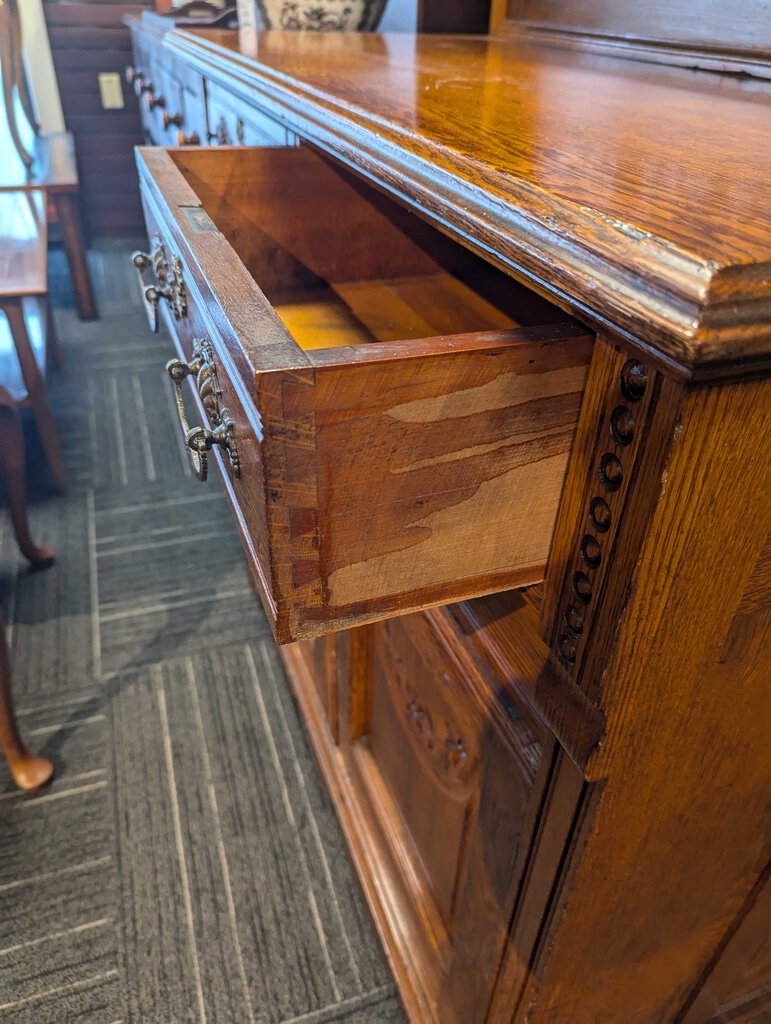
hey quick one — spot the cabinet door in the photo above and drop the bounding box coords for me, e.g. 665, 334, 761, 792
349, 610, 548, 1024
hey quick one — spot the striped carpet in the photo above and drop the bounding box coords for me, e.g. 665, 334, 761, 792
0, 240, 405, 1024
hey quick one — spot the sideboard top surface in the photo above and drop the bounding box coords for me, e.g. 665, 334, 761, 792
166, 28, 771, 379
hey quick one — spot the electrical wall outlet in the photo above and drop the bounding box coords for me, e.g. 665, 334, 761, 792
98, 72, 124, 109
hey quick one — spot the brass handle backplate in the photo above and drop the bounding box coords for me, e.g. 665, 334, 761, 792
131, 234, 187, 333
163, 110, 184, 130
166, 339, 240, 482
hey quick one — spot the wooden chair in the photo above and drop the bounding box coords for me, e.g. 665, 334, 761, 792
0, 191, 60, 793
0, 191, 67, 497
0, 404, 55, 790
0, 0, 98, 321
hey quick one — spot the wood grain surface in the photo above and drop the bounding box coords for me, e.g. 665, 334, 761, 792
129, 17, 771, 1023
165, 28, 771, 379
523, 373, 771, 1023
137, 143, 593, 642
0, 192, 47, 297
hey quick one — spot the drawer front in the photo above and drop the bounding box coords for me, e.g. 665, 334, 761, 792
149, 69, 181, 145
205, 80, 288, 147
129, 33, 204, 147
137, 186, 275, 616
164, 308, 274, 616
135, 144, 592, 643
179, 72, 208, 148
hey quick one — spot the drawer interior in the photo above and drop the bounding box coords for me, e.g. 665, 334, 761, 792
167, 145, 566, 354
137, 143, 593, 641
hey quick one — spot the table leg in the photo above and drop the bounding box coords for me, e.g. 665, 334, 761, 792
53, 192, 98, 321
0, 403, 56, 566
3, 298, 68, 496
44, 297, 63, 372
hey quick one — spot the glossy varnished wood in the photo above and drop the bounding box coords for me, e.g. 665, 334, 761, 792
130, 19, 771, 1024
0, 604, 54, 791
500, 0, 771, 77
166, 29, 771, 379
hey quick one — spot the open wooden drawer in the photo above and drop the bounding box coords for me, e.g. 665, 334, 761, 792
134, 144, 592, 642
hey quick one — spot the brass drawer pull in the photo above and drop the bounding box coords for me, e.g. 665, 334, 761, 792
177, 130, 201, 146
163, 110, 184, 130
131, 235, 187, 333
148, 91, 165, 111
166, 339, 240, 482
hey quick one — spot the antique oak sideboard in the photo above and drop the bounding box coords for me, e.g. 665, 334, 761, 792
126, 10, 771, 1024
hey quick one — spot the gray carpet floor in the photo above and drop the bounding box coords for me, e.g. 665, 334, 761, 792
0, 240, 405, 1024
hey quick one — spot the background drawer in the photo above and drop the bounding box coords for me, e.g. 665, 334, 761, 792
206, 80, 289, 146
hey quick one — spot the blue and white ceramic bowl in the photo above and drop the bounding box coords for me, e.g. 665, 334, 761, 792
257, 0, 388, 31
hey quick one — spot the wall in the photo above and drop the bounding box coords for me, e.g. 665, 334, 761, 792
379, 0, 418, 32
20, 0, 65, 132
43, 1, 149, 238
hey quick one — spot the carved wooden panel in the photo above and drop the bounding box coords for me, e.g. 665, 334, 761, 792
359, 610, 546, 1024
370, 615, 480, 933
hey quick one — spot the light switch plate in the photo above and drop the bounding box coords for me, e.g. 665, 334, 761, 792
98, 72, 124, 109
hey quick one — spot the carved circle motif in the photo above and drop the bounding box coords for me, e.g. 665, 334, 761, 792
599, 452, 623, 491
556, 356, 650, 670
581, 534, 602, 568
610, 405, 635, 445
589, 496, 611, 533
565, 605, 584, 636
620, 359, 649, 402
573, 570, 593, 604
559, 634, 578, 665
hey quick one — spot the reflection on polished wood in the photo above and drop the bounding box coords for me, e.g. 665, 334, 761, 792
168, 28, 771, 378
